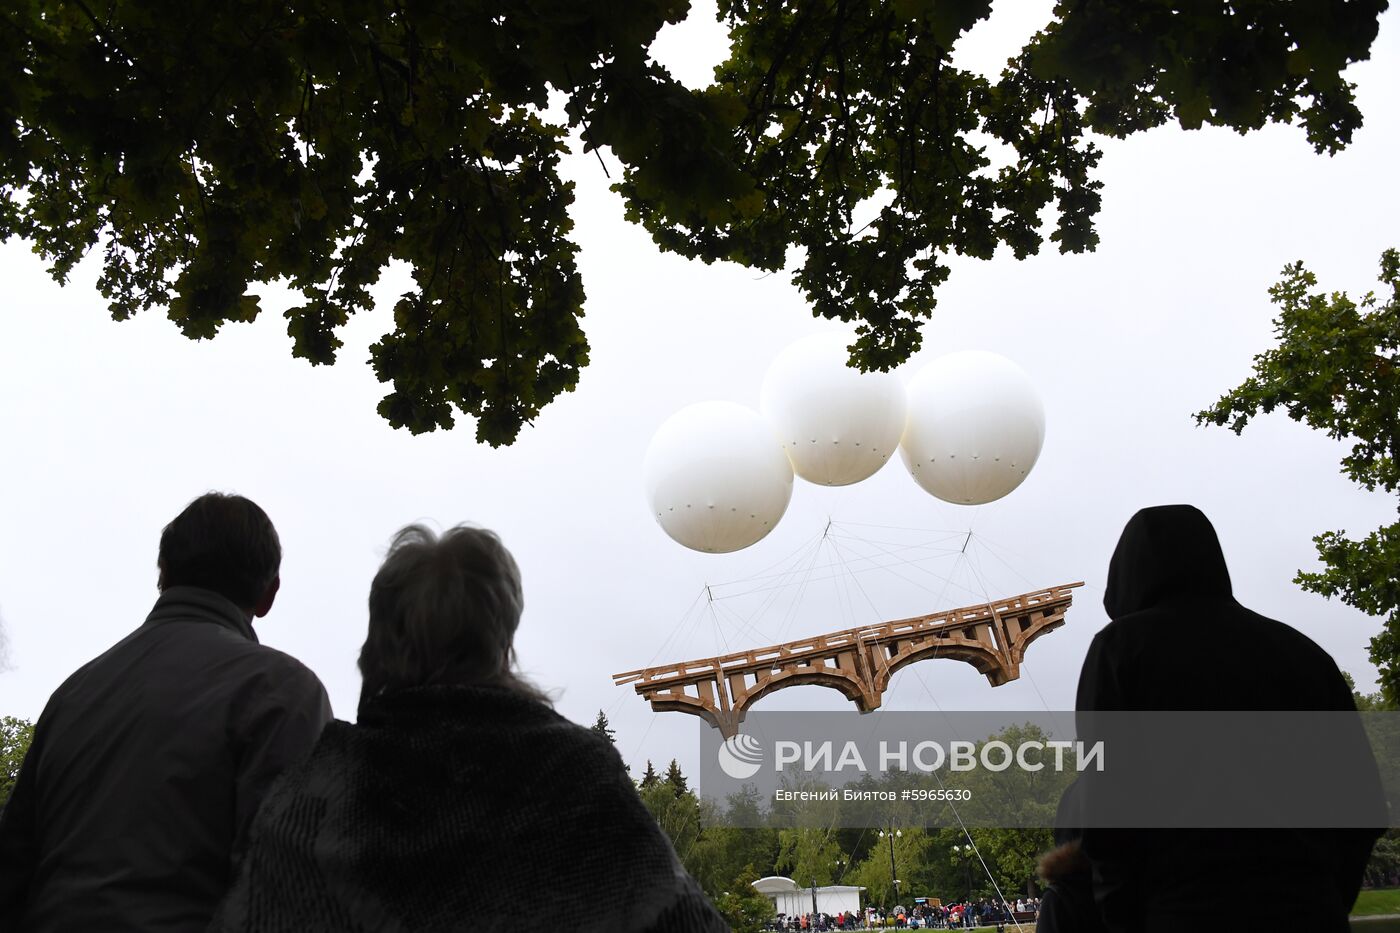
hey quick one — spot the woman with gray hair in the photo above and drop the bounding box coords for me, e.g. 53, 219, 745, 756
209, 524, 727, 933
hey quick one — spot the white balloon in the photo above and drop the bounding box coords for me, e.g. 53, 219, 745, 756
760, 333, 908, 486
643, 401, 794, 553
899, 351, 1046, 505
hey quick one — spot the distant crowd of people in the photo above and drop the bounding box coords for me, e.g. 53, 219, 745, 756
0, 497, 1387, 933
880, 897, 1039, 929
769, 896, 1042, 930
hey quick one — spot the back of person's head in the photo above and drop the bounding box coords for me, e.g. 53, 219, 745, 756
1102, 503, 1233, 618
358, 524, 547, 703
157, 492, 281, 611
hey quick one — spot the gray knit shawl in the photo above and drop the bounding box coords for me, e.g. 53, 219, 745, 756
207, 685, 728, 933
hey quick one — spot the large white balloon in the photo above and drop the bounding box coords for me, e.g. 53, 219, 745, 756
760, 333, 908, 486
643, 401, 794, 553
899, 351, 1046, 505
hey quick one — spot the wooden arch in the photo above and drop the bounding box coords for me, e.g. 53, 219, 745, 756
613, 582, 1083, 737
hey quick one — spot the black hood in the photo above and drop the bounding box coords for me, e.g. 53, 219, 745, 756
1102, 505, 1233, 618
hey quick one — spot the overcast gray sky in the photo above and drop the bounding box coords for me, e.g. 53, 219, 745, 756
3, 2, 1398, 781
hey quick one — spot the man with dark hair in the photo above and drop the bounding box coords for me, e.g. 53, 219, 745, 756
0, 492, 331, 932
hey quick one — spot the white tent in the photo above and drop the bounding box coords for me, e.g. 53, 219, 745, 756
752, 876, 864, 916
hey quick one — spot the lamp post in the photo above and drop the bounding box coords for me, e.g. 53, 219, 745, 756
952, 844, 973, 903
878, 828, 902, 908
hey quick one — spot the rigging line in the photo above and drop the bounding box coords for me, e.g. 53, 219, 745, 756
646, 587, 708, 666
772, 535, 823, 644
700, 530, 826, 657
750, 529, 828, 625
827, 534, 978, 760
830, 517, 968, 536
965, 502, 987, 538
827, 529, 968, 554
832, 526, 982, 750
951, 817, 1026, 933
709, 529, 968, 597
832, 523, 985, 594
894, 740, 1027, 932
704, 582, 731, 657
835, 523, 956, 641
963, 528, 1038, 573
830, 520, 968, 539
827, 525, 894, 623
606, 589, 709, 719
772, 533, 830, 644
665, 589, 728, 678
825, 535, 883, 624
828, 531, 923, 739
823, 534, 909, 757
708, 546, 974, 601
837, 825, 871, 883
829, 519, 979, 534
962, 540, 1056, 715
832, 539, 859, 636
835, 533, 1031, 805
706, 526, 828, 590
960, 539, 1055, 717
712, 600, 776, 655
624, 707, 661, 777
676, 790, 714, 870
826, 539, 965, 558
967, 532, 1041, 593
826, 532, 968, 555
719, 531, 827, 647
823, 528, 988, 605
708, 554, 943, 599
707, 596, 733, 658
662, 590, 714, 662
828, 522, 971, 549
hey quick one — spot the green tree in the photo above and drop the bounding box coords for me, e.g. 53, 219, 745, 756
640, 778, 703, 858
589, 709, 628, 773
1344, 670, 1399, 712
1364, 832, 1400, 888
589, 709, 616, 744
849, 827, 936, 907
775, 826, 845, 890
639, 759, 660, 789
712, 866, 776, 933
1343, 669, 1400, 888
665, 758, 689, 797
685, 789, 780, 897
1, 716, 34, 807
968, 827, 1054, 899
0, 2, 1385, 443
1197, 251, 1400, 700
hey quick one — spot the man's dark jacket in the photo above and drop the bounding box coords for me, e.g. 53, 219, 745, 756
0, 587, 331, 932
1075, 505, 1384, 933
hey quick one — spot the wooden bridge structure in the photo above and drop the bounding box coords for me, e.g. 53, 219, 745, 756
613, 582, 1083, 736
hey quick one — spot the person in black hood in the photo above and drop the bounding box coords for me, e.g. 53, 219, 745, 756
1073, 504, 1384, 933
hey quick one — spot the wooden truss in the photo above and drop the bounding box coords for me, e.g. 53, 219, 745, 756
613, 582, 1083, 736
